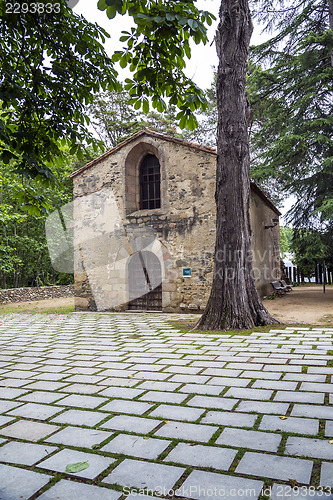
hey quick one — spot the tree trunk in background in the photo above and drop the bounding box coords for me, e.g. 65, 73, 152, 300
196, 0, 277, 330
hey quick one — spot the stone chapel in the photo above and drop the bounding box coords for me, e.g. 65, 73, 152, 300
69, 128, 281, 312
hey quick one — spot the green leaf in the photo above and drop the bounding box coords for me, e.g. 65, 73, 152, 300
166, 13, 175, 21
65, 462, 90, 473
184, 42, 191, 59
97, 0, 107, 10
179, 115, 187, 129
142, 99, 149, 114
106, 5, 117, 19
1, 150, 16, 164
119, 56, 128, 69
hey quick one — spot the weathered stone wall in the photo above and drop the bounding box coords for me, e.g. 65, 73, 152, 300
250, 190, 281, 297
72, 131, 281, 312
0, 285, 74, 304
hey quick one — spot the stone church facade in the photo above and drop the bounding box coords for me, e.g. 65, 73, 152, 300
70, 129, 281, 313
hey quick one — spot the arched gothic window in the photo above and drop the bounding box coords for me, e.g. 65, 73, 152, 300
139, 154, 161, 210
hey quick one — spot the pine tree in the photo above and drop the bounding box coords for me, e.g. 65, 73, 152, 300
249, 0, 333, 227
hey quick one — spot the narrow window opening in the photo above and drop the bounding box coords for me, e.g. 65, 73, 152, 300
139, 154, 161, 209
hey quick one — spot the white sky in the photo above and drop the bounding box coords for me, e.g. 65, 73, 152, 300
73, 0, 267, 90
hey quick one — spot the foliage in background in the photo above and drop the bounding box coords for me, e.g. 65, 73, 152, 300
0, 0, 118, 212
181, 72, 218, 147
280, 226, 294, 258
87, 89, 183, 149
0, 148, 96, 289
97, 0, 215, 130
291, 226, 333, 280
249, 0, 333, 229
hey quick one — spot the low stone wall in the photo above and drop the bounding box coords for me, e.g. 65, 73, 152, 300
0, 285, 74, 304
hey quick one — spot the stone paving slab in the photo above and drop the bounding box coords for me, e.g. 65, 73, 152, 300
38, 448, 115, 479
164, 442, 237, 470
0, 416, 15, 427
320, 462, 333, 487
236, 400, 290, 415
188, 394, 239, 411
178, 470, 263, 500
101, 399, 153, 415
149, 403, 204, 421
139, 390, 187, 404
155, 421, 218, 442
260, 415, 319, 435
285, 436, 333, 460
6, 402, 63, 420
0, 314, 332, 498
274, 390, 325, 404
56, 394, 108, 409
45, 426, 112, 448
101, 434, 171, 459
0, 463, 52, 500
0, 419, 60, 441
236, 452, 313, 483
18, 390, 66, 403
37, 479, 122, 500
202, 410, 257, 428
103, 458, 185, 492
291, 404, 333, 420
326, 420, 333, 437
216, 427, 281, 452
101, 415, 161, 434
0, 441, 57, 465
50, 408, 108, 427
0, 399, 22, 413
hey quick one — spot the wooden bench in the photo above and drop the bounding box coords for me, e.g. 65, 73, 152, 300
270, 281, 287, 296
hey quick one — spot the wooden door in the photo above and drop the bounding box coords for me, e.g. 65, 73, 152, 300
127, 251, 162, 311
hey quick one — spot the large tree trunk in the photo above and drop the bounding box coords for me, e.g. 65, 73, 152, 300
196, 0, 277, 330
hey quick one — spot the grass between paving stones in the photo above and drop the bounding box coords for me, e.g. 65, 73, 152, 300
31, 474, 62, 500
311, 459, 322, 487
168, 319, 282, 336
167, 319, 333, 335
258, 480, 275, 500
0, 304, 75, 314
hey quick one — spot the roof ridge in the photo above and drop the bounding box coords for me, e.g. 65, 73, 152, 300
69, 128, 216, 178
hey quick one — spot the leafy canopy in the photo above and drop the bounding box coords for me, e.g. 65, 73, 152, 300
249, 0, 333, 228
0, 1, 119, 187
291, 226, 333, 278
0, 144, 93, 288
87, 88, 184, 148
97, 0, 215, 129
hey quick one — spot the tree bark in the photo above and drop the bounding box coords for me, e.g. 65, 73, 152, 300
196, 0, 277, 330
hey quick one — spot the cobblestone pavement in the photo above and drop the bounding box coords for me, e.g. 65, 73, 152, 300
0, 313, 333, 500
